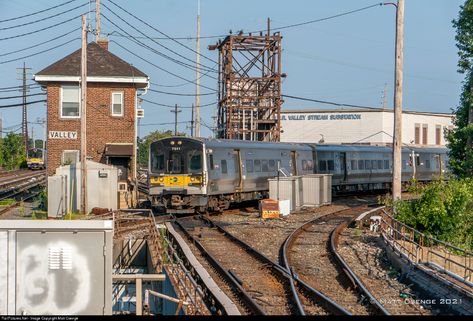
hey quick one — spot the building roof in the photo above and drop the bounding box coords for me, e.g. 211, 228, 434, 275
281, 107, 452, 117
35, 42, 148, 85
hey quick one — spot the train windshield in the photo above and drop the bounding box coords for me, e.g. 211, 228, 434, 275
150, 139, 203, 174
28, 149, 43, 158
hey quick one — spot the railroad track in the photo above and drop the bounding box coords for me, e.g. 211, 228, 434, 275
282, 205, 387, 315
174, 215, 304, 315
0, 170, 45, 190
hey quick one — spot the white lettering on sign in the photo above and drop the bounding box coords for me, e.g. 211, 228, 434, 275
48, 131, 78, 140
281, 114, 362, 121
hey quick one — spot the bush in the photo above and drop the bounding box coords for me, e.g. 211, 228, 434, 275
393, 178, 473, 251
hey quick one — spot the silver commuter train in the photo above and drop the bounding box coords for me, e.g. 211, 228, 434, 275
148, 137, 448, 213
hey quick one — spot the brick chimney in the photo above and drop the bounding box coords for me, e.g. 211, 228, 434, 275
97, 38, 109, 51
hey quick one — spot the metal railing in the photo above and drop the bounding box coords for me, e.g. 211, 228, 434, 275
380, 208, 473, 289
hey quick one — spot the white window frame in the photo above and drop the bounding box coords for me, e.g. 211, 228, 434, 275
60, 85, 81, 119
111, 91, 124, 117
61, 150, 80, 165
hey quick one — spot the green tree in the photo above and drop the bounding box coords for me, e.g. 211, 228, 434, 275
1, 132, 26, 170
137, 130, 186, 168
449, 1, 473, 177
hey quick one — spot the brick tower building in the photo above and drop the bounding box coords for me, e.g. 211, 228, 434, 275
34, 40, 149, 182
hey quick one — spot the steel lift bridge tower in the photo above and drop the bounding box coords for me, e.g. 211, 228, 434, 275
209, 20, 283, 142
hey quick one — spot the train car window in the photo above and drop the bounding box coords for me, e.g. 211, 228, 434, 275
340, 160, 345, 171
262, 160, 269, 172
377, 160, 383, 170
435, 158, 440, 169
365, 160, 371, 170
246, 159, 254, 173
170, 153, 183, 173
302, 160, 313, 171
151, 152, 165, 172
254, 160, 262, 172
268, 160, 276, 171
425, 159, 431, 169
188, 151, 202, 173
351, 160, 357, 170
403, 161, 407, 170
358, 160, 364, 170
221, 160, 228, 174
371, 160, 377, 170
319, 160, 327, 171
327, 160, 334, 171
416, 156, 421, 166
209, 154, 214, 170
384, 160, 390, 169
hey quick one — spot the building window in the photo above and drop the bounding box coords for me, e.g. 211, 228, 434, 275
62, 150, 79, 165
422, 124, 428, 145
61, 85, 80, 118
414, 124, 420, 144
435, 125, 441, 145
111, 92, 124, 116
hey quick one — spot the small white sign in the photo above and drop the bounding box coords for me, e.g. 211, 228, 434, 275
137, 108, 144, 118
49, 131, 78, 140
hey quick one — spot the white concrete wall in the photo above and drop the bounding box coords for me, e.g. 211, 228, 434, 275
281, 110, 453, 146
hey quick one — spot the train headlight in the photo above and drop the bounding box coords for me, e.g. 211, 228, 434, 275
159, 177, 164, 182
170, 141, 175, 145
190, 177, 195, 182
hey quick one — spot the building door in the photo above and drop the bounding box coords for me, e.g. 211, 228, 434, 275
108, 156, 130, 181
233, 149, 243, 191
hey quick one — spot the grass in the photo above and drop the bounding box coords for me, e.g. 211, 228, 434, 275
32, 210, 48, 220
63, 212, 88, 220
0, 198, 16, 206
352, 228, 363, 237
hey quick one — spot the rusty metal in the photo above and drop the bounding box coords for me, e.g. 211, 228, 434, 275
209, 19, 282, 141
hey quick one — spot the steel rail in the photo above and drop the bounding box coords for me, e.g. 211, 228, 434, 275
281, 210, 353, 316
173, 218, 267, 315
0, 188, 43, 216
329, 212, 391, 315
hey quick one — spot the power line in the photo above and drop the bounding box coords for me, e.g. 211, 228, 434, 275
0, 84, 38, 90
0, 93, 46, 100
0, 0, 79, 23
149, 61, 216, 87
0, 37, 80, 65
0, 27, 80, 57
0, 13, 85, 41
138, 121, 189, 127
0, 100, 46, 109
110, 40, 218, 91
141, 98, 216, 109
149, 88, 216, 97
106, 0, 217, 64
0, 2, 87, 31
281, 94, 384, 111
100, 11, 217, 74
107, 2, 384, 40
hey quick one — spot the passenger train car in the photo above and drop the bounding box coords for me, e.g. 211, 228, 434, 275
26, 148, 46, 170
148, 137, 448, 213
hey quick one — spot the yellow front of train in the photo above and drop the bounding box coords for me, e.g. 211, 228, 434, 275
148, 137, 207, 212
27, 148, 45, 170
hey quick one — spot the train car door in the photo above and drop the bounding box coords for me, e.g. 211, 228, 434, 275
291, 151, 297, 176
233, 149, 243, 192
340, 152, 347, 181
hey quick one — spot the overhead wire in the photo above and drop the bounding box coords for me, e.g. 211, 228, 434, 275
110, 40, 217, 92
0, 37, 80, 65
149, 63, 217, 88
0, 13, 86, 41
281, 94, 384, 111
0, 27, 80, 57
0, 93, 46, 100
141, 98, 216, 109
0, 100, 47, 109
100, 8, 217, 74
148, 88, 216, 97
0, 2, 88, 31
106, 0, 217, 64
0, 0, 79, 23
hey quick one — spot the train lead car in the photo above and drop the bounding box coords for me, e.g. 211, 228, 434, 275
147, 137, 448, 214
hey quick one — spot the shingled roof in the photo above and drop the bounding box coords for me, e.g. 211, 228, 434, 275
35, 42, 148, 80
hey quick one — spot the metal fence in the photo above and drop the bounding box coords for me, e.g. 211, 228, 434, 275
380, 208, 473, 288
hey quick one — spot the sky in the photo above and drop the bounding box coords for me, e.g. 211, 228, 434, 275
0, 0, 466, 140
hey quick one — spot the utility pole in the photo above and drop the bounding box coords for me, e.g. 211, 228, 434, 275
468, 84, 473, 149
195, 0, 201, 137
171, 104, 182, 136
383, 82, 388, 109
80, 15, 88, 214
17, 62, 31, 155
95, 0, 101, 40
392, 0, 404, 202
31, 127, 35, 149
191, 103, 195, 137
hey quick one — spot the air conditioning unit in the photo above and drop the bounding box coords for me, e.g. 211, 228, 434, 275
136, 109, 144, 118
118, 182, 127, 192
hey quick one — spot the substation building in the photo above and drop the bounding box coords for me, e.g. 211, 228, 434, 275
280, 107, 453, 147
